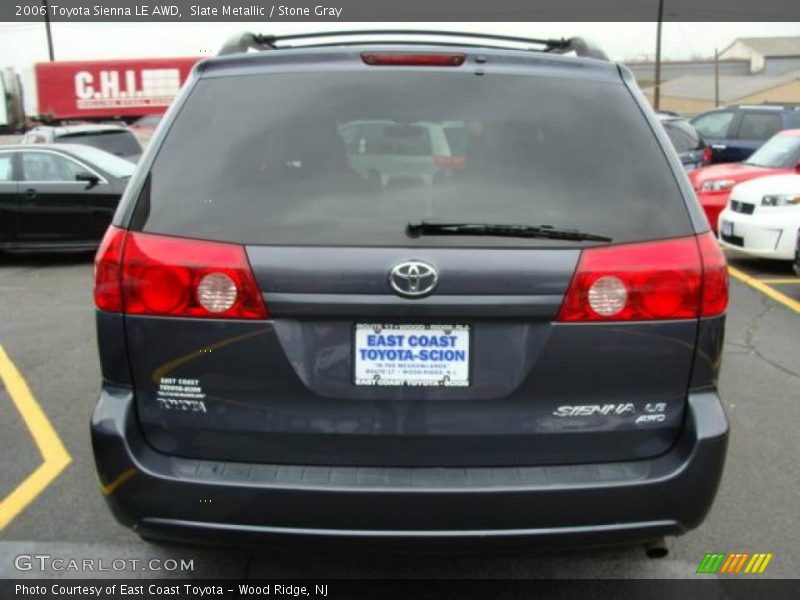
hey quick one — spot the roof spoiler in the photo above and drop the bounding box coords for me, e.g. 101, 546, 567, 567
218, 32, 276, 55
218, 30, 609, 61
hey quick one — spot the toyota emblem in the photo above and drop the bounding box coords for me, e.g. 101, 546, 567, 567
389, 261, 438, 298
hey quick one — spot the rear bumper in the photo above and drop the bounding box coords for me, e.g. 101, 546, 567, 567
91, 387, 728, 550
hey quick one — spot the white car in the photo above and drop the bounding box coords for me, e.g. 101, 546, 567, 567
718, 174, 800, 260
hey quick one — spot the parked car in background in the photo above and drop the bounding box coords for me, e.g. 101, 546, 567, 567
0, 144, 134, 251
689, 129, 800, 232
718, 174, 800, 261
690, 104, 800, 164
131, 114, 163, 131
657, 113, 711, 172
794, 229, 800, 276
131, 114, 163, 145
21, 123, 143, 163
338, 119, 468, 187
91, 31, 729, 552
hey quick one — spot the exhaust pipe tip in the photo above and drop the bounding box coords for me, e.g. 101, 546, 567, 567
644, 537, 669, 559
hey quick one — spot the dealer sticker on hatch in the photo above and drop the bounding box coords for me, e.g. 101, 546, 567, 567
354, 323, 470, 387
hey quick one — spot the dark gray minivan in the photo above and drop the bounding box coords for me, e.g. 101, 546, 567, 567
91, 31, 730, 551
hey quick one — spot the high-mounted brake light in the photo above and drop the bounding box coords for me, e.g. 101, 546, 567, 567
557, 234, 727, 322
702, 146, 713, 164
361, 52, 466, 67
93, 227, 268, 320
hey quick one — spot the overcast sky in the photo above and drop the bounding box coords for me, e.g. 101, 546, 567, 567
1, 21, 799, 70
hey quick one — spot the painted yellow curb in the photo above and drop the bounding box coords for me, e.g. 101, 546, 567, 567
0, 345, 71, 530
755, 278, 800, 285
728, 267, 800, 315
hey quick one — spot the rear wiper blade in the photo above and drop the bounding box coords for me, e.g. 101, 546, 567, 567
406, 222, 612, 242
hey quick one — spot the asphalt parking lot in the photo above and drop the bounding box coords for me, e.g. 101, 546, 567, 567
0, 248, 797, 581
726, 252, 800, 306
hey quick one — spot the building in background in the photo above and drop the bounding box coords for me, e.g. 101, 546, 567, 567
626, 36, 800, 115
626, 58, 750, 89
718, 36, 800, 75
641, 69, 800, 113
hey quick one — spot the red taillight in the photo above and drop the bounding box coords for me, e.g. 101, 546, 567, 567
702, 146, 713, 164
93, 228, 268, 320
361, 53, 466, 67
94, 226, 126, 312
697, 231, 728, 317
557, 235, 727, 322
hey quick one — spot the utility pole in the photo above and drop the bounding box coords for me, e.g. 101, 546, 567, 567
653, 0, 664, 110
714, 48, 720, 107
42, 0, 54, 61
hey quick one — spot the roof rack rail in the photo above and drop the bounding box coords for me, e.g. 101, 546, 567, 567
218, 30, 609, 61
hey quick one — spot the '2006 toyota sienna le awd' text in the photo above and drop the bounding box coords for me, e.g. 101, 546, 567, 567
91, 31, 729, 552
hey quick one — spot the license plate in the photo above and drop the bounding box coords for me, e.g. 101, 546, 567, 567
721, 221, 733, 237
354, 323, 470, 387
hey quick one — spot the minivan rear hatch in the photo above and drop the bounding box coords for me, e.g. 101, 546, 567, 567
120, 50, 702, 467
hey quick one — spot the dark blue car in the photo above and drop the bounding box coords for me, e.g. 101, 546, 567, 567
690, 104, 800, 164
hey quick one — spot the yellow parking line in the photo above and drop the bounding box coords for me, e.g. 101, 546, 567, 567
0, 345, 71, 530
756, 279, 800, 285
729, 267, 800, 314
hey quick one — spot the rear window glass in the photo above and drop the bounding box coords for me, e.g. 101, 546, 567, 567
736, 112, 783, 141
443, 123, 469, 155
691, 111, 734, 139
360, 123, 432, 156
140, 71, 691, 247
0, 154, 12, 181
67, 145, 136, 178
56, 130, 141, 158
662, 120, 702, 153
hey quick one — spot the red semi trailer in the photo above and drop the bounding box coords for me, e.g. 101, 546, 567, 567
14, 57, 201, 125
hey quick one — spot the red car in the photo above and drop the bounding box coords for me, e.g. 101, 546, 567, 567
689, 129, 800, 232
